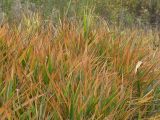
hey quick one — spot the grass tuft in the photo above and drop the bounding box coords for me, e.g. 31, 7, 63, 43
0, 19, 160, 119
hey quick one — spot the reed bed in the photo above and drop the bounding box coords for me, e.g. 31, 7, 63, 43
0, 19, 160, 119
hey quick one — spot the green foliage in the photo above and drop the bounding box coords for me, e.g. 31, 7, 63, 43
0, 0, 160, 26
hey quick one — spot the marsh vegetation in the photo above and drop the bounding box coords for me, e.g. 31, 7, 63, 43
0, 0, 160, 119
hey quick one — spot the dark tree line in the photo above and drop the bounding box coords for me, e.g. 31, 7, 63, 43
0, 0, 159, 27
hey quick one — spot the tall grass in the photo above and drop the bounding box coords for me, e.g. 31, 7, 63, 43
0, 15, 160, 120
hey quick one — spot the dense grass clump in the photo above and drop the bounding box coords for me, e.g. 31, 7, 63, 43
0, 20, 160, 120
